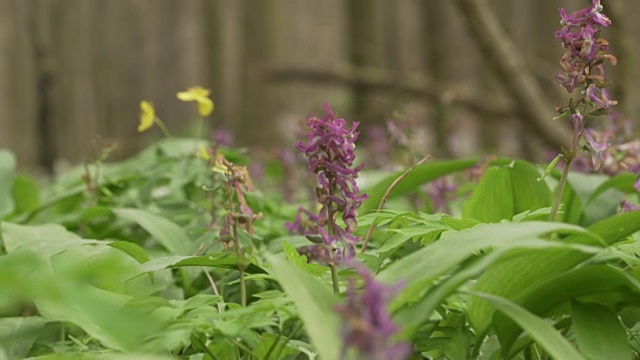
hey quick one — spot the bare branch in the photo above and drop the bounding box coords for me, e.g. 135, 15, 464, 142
266, 66, 515, 119
454, 0, 573, 150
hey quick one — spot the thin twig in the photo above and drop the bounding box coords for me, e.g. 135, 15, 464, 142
202, 268, 224, 313
360, 155, 430, 253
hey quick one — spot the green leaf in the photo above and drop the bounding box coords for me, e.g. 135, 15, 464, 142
462, 161, 551, 222
1, 222, 85, 256
0, 150, 16, 218
586, 173, 638, 205
34, 284, 165, 352
361, 158, 480, 214
113, 208, 194, 255
378, 221, 589, 308
492, 265, 640, 352
391, 240, 601, 340
469, 292, 585, 360
468, 211, 640, 335
0, 317, 47, 359
266, 254, 341, 360
10, 175, 41, 215
107, 241, 150, 264
567, 172, 623, 224
572, 301, 631, 360
135, 253, 265, 277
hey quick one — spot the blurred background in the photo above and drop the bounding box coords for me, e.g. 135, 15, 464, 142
1, 0, 639, 173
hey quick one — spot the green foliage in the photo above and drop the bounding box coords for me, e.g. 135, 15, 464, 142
0, 128, 639, 360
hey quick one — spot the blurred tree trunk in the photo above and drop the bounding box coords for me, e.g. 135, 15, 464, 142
0, 0, 40, 170
238, 0, 277, 147
454, 0, 573, 151
422, 0, 452, 157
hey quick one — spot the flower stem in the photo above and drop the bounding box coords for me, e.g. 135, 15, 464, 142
228, 179, 247, 307
326, 181, 340, 294
549, 156, 573, 222
153, 117, 173, 139
232, 215, 247, 307
330, 264, 340, 294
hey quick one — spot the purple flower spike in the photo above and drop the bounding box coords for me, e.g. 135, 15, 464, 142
634, 176, 640, 193
292, 102, 369, 264
555, 1, 614, 94
335, 261, 411, 360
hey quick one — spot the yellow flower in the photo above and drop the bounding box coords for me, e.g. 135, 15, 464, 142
177, 86, 214, 117
212, 152, 229, 174
138, 100, 156, 132
196, 144, 211, 161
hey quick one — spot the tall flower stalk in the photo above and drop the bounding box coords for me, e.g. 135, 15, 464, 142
293, 102, 368, 293
214, 153, 263, 307
550, 0, 617, 221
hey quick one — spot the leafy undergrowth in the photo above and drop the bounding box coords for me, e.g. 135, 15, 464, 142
0, 133, 639, 360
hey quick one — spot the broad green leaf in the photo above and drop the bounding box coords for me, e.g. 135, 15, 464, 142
469, 292, 585, 360
35, 284, 164, 352
462, 161, 551, 222
0, 150, 16, 218
391, 241, 601, 339
11, 175, 40, 215
567, 172, 624, 224
1, 223, 149, 275
378, 221, 588, 307
361, 158, 479, 214
572, 301, 631, 360
468, 211, 640, 335
113, 208, 194, 255
0, 317, 47, 359
267, 254, 341, 360
134, 253, 265, 277
108, 241, 150, 264
1, 222, 84, 256
586, 173, 638, 206
493, 265, 640, 352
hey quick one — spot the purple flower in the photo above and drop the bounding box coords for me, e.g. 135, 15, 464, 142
555, 1, 615, 94
293, 102, 368, 264
635, 175, 640, 193
586, 84, 618, 110
621, 200, 640, 213
581, 128, 610, 171
285, 206, 320, 236
212, 127, 234, 148
335, 261, 411, 360
559, 0, 610, 28
427, 176, 457, 214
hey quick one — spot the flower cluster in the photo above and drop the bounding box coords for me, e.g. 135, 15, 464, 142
335, 261, 410, 360
554, 0, 617, 170
293, 102, 368, 263
214, 153, 263, 249
555, 0, 616, 94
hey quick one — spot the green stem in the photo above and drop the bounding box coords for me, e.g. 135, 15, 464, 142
229, 180, 247, 307
153, 117, 173, 139
232, 212, 247, 307
549, 157, 572, 222
326, 181, 340, 294
330, 264, 340, 294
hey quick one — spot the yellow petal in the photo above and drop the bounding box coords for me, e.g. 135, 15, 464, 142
212, 152, 229, 174
196, 144, 211, 161
177, 86, 214, 117
138, 100, 155, 132
197, 97, 214, 117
